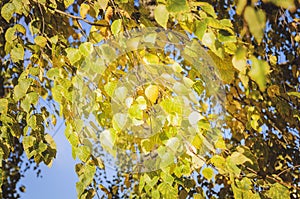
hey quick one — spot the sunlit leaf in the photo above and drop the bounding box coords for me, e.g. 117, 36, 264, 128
1, 3, 15, 22
154, 5, 169, 29
202, 167, 214, 180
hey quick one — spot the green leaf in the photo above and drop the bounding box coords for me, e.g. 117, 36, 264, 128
79, 42, 93, 57
154, 5, 169, 29
194, 20, 207, 40
11, 44, 24, 63
111, 19, 122, 35
157, 182, 177, 199
166, 0, 189, 13
249, 56, 270, 91
266, 183, 289, 199
1, 3, 15, 22
77, 145, 91, 162
0, 99, 8, 114
66, 48, 82, 65
65, 124, 79, 147
197, 2, 217, 18
104, 81, 117, 97
244, 6, 266, 44
202, 167, 214, 180
64, 0, 74, 8
34, 36, 47, 48
14, 79, 31, 101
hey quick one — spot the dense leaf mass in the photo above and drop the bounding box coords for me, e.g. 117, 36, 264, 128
0, 0, 299, 198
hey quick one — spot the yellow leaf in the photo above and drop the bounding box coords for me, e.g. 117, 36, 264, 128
79, 3, 90, 19
145, 85, 159, 103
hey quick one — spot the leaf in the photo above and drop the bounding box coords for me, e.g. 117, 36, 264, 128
79, 42, 93, 57
1, 3, 15, 22
44, 134, 56, 150
197, 2, 217, 18
157, 182, 178, 199
244, 6, 266, 44
11, 44, 24, 63
66, 48, 82, 65
34, 36, 47, 48
202, 31, 216, 49
0, 99, 8, 114
99, 0, 109, 10
64, 0, 74, 8
154, 5, 169, 29
202, 167, 214, 180
14, 79, 31, 101
230, 151, 252, 165
232, 46, 247, 73
111, 19, 122, 35
287, 92, 300, 98
80, 3, 90, 18
145, 85, 159, 103
104, 81, 117, 97
266, 183, 289, 199
248, 56, 270, 91
112, 113, 128, 131
236, 0, 247, 15
194, 20, 207, 40
77, 145, 91, 162
166, 0, 189, 13
99, 129, 116, 156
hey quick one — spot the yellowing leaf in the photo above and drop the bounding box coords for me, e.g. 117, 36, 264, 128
194, 20, 207, 40
79, 42, 93, 56
11, 44, 24, 63
232, 47, 247, 73
79, 3, 90, 18
145, 85, 159, 103
266, 183, 289, 199
154, 5, 169, 29
1, 3, 15, 22
77, 145, 91, 162
65, 48, 82, 65
244, 6, 266, 44
111, 19, 122, 35
202, 167, 214, 180
34, 36, 47, 48
236, 0, 247, 15
99, 0, 109, 10
166, 0, 189, 13
249, 56, 270, 91
64, 0, 74, 8
0, 99, 8, 114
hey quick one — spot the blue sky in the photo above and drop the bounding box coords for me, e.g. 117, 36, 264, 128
20, 124, 78, 199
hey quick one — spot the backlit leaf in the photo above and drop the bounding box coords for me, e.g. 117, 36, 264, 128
202, 167, 214, 180
154, 5, 169, 29
145, 85, 159, 103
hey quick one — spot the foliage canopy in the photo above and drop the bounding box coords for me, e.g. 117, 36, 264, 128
0, 0, 299, 198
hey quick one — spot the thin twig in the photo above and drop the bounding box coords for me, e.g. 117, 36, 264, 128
46, 6, 109, 27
